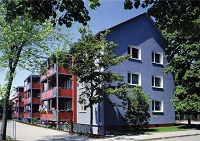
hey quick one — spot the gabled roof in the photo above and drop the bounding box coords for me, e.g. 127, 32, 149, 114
97, 12, 167, 42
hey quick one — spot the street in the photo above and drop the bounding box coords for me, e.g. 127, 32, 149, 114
160, 135, 200, 141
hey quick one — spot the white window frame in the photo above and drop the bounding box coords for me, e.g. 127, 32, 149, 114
152, 51, 163, 65
79, 101, 87, 113
127, 72, 141, 86
152, 75, 163, 88
128, 46, 141, 60
152, 100, 163, 112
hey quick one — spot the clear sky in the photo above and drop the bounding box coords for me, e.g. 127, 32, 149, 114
0, 1, 147, 96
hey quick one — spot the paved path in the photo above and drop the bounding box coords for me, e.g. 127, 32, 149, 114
1, 121, 88, 141
1, 120, 200, 141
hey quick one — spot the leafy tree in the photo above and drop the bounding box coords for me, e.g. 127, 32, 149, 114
0, 1, 69, 139
124, 86, 150, 130
6, 0, 149, 27
70, 28, 129, 135
147, 1, 200, 124
124, 0, 200, 124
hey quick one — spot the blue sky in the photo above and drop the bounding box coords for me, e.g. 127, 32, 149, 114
0, 1, 147, 95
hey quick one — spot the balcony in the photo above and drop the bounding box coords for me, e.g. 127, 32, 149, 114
24, 97, 40, 105
18, 102, 24, 107
41, 87, 72, 100
58, 66, 72, 74
41, 66, 71, 81
24, 112, 40, 118
24, 98, 31, 105
41, 68, 55, 81
24, 83, 40, 92
41, 111, 73, 121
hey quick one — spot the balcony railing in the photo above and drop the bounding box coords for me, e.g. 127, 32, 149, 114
41, 87, 72, 100
24, 97, 40, 105
41, 111, 73, 121
41, 66, 72, 81
24, 112, 40, 118
24, 83, 40, 92
24, 98, 31, 105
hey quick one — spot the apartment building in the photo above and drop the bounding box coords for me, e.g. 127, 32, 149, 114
12, 86, 24, 120
23, 75, 41, 123
75, 13, 175, 135
40, 56, 77, 128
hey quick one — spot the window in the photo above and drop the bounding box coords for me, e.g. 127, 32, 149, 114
152, 76, 163, 88
152, 100, 163, 112
128, 46, 141, 60
152, 52, 163, 64
79, 101, 87, 112
64, 101, 72, 110
64, 80, 72, 89
127, 72, 141, 85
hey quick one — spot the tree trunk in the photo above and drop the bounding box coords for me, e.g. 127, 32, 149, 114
0, 98, 8, 140
188, 115, 191, 125
0, 71, 15, 140
0, 77, 13, 140
90, 102, 93, 135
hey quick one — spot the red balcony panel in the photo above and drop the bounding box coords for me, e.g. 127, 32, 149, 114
58, 111, 73, 121
24, 98, 31, 105
58, 66, 72, 74
24, 83, 31, 92
41, 68, 54, 80
24, 112, 31, 118
58, 88, 72, 97
19, 112, 24, 117
32, 112, 40, 118
41, 112, 54, 120
19, 102, 24, 107
32, 98, 40, 104
12, 113, 18, 118
24, 83, 40, 92
32, 83, 40, 89
19, 92, 24, 97
41, 89, 54, 100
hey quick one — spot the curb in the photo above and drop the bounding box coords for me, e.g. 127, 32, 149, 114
136, 133, 200, 141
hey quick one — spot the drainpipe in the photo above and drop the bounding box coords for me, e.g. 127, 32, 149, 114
56, 58, 59, 128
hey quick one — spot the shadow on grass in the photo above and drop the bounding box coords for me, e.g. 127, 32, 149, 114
105, 124, 200, 138
176, 124, 200, 130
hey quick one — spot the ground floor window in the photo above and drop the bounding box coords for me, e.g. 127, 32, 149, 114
152, 100, 163, 112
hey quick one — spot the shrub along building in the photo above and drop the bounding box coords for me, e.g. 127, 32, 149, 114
12, 86, 24, 120
74, 13, 175, 135
12, 13, 175, 135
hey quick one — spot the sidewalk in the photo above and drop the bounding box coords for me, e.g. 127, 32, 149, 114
92, 121, 200, 141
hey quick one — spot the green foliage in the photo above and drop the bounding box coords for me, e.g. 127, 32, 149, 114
70, 27, 129, 134
124, 86, 150, 130
147, 1, 200, 114
5, 0, 91, 27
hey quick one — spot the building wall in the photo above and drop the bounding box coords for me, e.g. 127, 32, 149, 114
104, 14, 175, 126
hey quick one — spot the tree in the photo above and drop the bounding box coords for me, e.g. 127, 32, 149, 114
124, 86, 150, 130
0, 1, 69, 139
70, 28, 129, 135
146, 1, 200, 124
124, 0, 200, 124
6, 0, 150, 27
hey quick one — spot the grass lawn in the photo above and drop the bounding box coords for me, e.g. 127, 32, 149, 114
107, 124, 200, 136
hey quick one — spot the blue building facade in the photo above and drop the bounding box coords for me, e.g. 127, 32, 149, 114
75, 13, 175, 135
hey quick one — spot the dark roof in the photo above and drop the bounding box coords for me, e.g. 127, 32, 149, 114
96, 12, 167, 42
